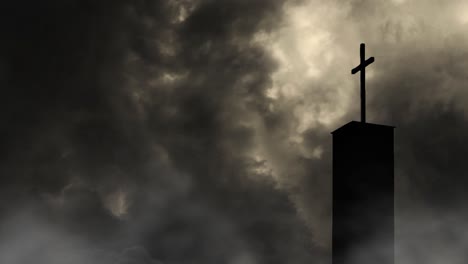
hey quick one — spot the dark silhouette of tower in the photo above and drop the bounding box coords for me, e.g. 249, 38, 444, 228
332, 122, 394, 264
332, 43, 394, 264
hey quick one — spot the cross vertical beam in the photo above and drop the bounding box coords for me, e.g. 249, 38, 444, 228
360, 44, 366, 123
351, 43, 374, 123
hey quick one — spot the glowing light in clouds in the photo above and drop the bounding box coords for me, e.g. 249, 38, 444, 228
104, 189, 130, 218
257, 1, 358, 134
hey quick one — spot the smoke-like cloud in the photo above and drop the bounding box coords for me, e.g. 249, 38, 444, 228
0, 0, 322, 263
2, 0, 468, 263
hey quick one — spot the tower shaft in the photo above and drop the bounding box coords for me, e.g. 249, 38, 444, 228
332, 121, 394, 264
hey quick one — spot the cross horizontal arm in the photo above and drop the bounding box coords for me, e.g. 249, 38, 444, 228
351, 57, 375, 74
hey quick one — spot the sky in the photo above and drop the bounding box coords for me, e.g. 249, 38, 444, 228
2, 0, 468, 263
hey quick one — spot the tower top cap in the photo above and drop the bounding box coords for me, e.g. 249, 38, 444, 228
331, 121, 395, 135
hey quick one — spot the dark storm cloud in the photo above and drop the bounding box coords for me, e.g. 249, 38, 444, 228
375, 46, 468, 205
4, 0, 468, 263
0, 0, 327, 263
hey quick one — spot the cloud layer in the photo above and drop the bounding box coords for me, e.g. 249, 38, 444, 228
2, 0, 468, 263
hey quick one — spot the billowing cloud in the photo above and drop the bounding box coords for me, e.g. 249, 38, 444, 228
1, 0, 468, 263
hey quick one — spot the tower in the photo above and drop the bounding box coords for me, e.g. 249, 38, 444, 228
331, 43, 394, 264
332, 122, 394, 264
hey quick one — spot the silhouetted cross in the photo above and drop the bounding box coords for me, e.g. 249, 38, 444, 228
351, 43, 374, 123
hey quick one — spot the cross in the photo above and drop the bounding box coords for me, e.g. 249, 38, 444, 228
351, 43, 374, 123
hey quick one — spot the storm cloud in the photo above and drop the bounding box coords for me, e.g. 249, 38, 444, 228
2, 0, 468, 263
